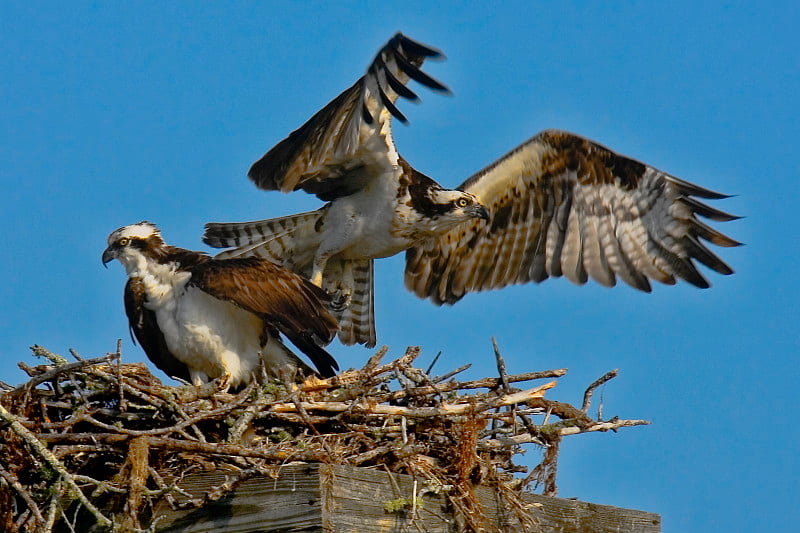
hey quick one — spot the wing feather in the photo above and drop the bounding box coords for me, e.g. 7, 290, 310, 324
559, 200, 586, 285
405, 130, 741, 304
189, 258, 339, 375
247, 33, 449, 201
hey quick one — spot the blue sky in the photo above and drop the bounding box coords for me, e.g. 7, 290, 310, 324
1, 2, 797, 531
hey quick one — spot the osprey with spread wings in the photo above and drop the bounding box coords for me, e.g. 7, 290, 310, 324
204, 33, 740, 348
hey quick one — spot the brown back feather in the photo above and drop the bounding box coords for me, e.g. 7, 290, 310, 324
189, 257, 338, 345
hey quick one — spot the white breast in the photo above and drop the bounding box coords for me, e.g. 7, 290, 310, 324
139, 265, 263, 387
323, 167, 419, 260
164, 286, 264, 387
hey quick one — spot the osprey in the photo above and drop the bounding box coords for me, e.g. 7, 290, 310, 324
203, 33, 740, 348
103, 222, 339, 388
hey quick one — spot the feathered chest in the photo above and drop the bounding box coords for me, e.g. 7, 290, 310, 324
136, 262, 192, 313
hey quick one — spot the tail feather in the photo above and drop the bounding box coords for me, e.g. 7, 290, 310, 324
261, 335, 315, 379
203, 210, 323, 270
283, 331, 339, 378
330, 259, 376, 348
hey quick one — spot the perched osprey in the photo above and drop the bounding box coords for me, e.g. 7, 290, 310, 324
103, 222, 339, 388
203, 33, 740, 348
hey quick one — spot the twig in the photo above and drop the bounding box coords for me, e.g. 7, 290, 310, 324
492, 338, 511, 394
425, 351, 443, 375
363, 345, 390, 372
114, 339, 127, 413
30, 345, 68, 365
12, 353, 118, 395
431, 363, 472, 384
582, 369, 618, 413
377, 369, 567, 403
272, 382, 556, 418
556, 418, 650, 435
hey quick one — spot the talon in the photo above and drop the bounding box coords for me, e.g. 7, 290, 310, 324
329, 289, 351, 312
216, 372, 231, 393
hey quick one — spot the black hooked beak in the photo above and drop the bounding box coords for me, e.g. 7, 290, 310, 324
472, 204, 490, 221
101, 246, 116, 268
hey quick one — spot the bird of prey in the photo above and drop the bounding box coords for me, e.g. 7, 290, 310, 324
103, 221, 339, 388
203, 33, 740, 348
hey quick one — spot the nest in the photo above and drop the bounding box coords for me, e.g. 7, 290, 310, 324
0, 341, 648, 532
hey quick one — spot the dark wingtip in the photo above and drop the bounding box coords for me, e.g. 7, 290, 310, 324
378, 85, 408, 123
390, 42, 451, 95
394, 32, 446, 60
667, 175, 735, 200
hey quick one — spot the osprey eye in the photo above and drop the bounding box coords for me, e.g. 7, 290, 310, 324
118, 238, 129, 246
457, 198, 470, 208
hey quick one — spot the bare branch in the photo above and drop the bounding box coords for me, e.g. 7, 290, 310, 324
582, 369, 619, 414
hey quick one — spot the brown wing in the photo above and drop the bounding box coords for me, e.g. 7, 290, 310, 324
247, 32, 450, 201
188, 257, 339, 375
405, 130, 741, 305
124, 277, 191, 383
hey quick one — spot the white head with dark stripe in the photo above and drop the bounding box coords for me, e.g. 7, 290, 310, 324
102, 221, 169, 274
408, 185, 489, 234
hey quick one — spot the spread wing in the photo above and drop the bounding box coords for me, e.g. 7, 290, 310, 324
405, 130, 741, 305
188, 257, 339, 375
124, 278, 191, 383
247, 32, 450, 201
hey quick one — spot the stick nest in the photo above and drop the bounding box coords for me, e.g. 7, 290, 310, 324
0, 341, 648, 532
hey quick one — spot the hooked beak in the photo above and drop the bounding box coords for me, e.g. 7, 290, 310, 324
472, 204, 490, 221
101, 246, 116, 268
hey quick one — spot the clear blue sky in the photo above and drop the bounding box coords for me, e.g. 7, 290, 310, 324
1, 2, 796, 531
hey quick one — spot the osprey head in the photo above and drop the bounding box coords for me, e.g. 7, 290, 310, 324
102, 221, 166, 272
422, 188, 489, 228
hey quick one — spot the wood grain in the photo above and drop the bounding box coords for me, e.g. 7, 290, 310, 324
153, 464, 660, 532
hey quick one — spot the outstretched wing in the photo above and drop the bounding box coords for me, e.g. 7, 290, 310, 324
124, 278, 191, 383
189, 257, 339, 376
405, 130, 741, 305
248, 32, 450, 201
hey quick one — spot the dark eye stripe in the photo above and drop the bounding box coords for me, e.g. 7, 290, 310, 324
130, 238, 149, 251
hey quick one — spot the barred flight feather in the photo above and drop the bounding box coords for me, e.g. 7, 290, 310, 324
405, 129, 741, 304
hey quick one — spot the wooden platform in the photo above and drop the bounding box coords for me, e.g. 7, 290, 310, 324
154, 464, 660, 532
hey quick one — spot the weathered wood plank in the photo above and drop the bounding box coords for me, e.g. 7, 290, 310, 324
521, 493, 661, 533
153, 464, 660, 533
154, 465, 323, 533
323, 464, 454, 532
